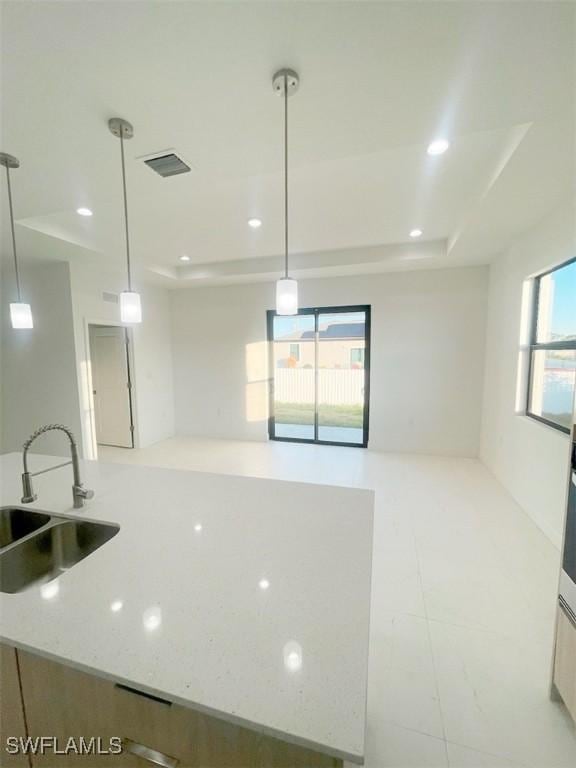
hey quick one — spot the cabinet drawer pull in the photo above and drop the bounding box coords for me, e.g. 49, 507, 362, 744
115, 683, 172, 706
122, 738, 179, 768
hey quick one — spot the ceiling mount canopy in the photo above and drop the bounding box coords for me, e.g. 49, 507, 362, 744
108, 117, 142, 324
108, 117, 134, 140
0, 152, 19, 169
273, 68, 300, 316
272, 68, 300, 97
0, 152, 33, 329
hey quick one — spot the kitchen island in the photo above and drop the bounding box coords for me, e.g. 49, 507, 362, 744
0, 453, 374, 766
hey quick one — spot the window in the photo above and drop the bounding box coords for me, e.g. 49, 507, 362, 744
527, 258, 576, 433
350, 348, 364, 367
267, 306, 371, 447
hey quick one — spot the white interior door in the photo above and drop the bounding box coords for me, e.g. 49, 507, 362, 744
89, 325, 133, 448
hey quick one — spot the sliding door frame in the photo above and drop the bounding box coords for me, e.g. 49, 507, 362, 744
266, 304, 371, 448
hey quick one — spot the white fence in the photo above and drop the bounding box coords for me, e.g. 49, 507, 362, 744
274, 369, 364, 405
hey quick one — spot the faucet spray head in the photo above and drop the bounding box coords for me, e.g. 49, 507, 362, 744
21, 472, 37, 504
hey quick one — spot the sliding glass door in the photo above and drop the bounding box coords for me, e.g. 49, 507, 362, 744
270, 312, 316, 441
267, 305, 370, 447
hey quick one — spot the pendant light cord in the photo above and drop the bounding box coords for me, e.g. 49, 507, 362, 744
283, 74, 289, 279
119, 129, 132, 292
5, 165, 21, 301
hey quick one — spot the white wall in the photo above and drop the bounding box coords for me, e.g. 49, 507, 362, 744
0, 261, 83, 456
480, 203, 574, 549
171, 266, 488, 456
69, 263, 175, 458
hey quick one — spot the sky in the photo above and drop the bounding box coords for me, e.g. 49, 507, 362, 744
274, 311, 365, 340
548, 260, 576, 339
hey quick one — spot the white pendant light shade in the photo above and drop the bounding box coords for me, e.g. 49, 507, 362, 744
120, 291, 142, 324
10, 302, 33, 329
276, 278, 298, 316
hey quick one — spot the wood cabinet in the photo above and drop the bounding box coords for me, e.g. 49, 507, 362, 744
0, 645, 29, 767
1, 645, 341, 768
553, 604, 576, 722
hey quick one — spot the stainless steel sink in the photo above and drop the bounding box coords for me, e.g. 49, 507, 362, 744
0, 507, 119, 594
0, 507, 51, 548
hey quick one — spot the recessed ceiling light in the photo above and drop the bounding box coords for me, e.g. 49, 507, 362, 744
259, 578, 270, 590
427, 139, 450, 156
76, 207, 93, 216
409, 229, 423, 238
248, 218, 262, 229
179, 254, 191, 262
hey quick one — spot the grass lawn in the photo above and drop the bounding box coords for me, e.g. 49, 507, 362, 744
274, 402, 363, 428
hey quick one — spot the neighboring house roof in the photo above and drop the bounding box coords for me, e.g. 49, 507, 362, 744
300, 323, 365, 340
277, 329, 308, 341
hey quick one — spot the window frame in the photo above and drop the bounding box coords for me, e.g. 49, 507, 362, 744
526, 256, 576, 435
266, 305, 371, 448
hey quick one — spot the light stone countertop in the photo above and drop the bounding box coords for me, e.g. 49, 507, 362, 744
0, 453, 374, 764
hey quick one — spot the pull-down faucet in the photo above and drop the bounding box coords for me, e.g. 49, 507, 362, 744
21, 424, 94, 509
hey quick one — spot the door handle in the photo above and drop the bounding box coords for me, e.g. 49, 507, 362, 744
122, 738, 179, 768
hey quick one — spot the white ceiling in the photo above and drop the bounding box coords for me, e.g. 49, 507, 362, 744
1, 1, 573, 287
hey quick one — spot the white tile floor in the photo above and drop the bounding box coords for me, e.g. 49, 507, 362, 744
99, 438, 576, 768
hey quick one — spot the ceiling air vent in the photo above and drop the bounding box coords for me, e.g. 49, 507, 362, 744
102, 292, 118, 304
143, 152, 191, 178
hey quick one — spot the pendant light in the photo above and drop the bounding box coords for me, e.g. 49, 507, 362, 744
1, 153, 33, 329
273, 69, 300, 316
109, 118, 142, 324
